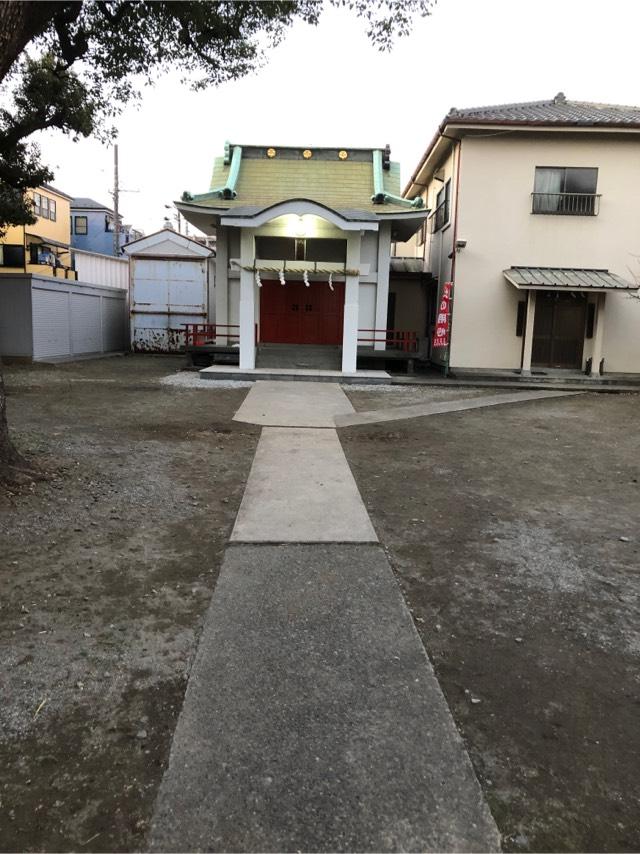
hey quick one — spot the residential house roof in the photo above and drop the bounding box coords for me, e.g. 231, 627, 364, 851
41, 183, 74, 201
447, 93, 640, 127
404, 93, 640, 197
72, 197, 116, 215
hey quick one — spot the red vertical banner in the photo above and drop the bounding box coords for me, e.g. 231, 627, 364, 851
432, 282, 453, 349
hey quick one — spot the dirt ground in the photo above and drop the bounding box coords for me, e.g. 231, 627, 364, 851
341, 389, 640, 852
0, 355, 259, 852
2, 364, 639, 853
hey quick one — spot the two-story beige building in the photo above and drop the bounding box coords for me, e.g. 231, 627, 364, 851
400, 93, 640, 376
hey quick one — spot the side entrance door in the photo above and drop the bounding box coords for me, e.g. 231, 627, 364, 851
532, 292, 587, 369
260, 280, 345, 345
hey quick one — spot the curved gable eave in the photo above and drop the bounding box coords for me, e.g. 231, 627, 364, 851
219, 199, 379, 232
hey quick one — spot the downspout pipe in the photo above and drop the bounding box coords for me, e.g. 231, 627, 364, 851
444, 137, 462, 378
372, 149, 385, 202
196, 143, 243, 201
371, 149, 425, 208
223, 144, 242, 199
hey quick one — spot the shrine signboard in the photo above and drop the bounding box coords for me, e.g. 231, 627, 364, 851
432, 282, 453, 349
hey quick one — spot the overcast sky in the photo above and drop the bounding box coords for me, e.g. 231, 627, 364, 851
34, 0, 640, 236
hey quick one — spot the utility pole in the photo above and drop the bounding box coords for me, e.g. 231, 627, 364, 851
113, 144, 120, 256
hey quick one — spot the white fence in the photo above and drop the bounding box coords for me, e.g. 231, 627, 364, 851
73, 248, 129, 290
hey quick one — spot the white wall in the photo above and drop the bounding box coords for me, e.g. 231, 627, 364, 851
357, 282, 376, 339
452, 132, 640, 372
360, 232, 379, 273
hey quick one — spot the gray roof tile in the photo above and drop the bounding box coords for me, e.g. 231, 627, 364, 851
448, 93, 640, 127
72, 197, 114, 212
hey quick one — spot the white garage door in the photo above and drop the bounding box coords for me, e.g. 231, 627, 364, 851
31, 282, 127, 361
132, 258, 207, 351
71, 292, 102, 354
32, 287, 71, 359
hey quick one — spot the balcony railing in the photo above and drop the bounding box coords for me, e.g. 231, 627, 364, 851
531, 192, 601, 216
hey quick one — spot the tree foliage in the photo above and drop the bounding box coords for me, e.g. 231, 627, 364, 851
0, 0, 433, 233
0, 0, 433, 483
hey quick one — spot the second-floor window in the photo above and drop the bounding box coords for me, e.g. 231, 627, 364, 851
74, 215, 88, 235
532, 167, 599, 215
31, 192, 56, 220
434, 179, 451, 231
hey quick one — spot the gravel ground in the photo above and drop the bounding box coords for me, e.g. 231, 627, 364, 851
0, 355, 259, 852
340, 390, 640, 852
159, 373, 254, 390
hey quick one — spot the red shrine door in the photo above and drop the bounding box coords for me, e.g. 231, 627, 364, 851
259, 280, 345, 345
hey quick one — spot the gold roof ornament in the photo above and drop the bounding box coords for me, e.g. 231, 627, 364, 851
266, 148, 276, 158
302, 149, 313, 159
338, 150, 348, 160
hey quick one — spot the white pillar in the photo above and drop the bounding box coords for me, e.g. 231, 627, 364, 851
239, 229, 255, 370
374, 222, 390, 351
214, 226, 228, 337
521, 289, 536, 374
341, 231, 361, 373
589, 293, 606, 377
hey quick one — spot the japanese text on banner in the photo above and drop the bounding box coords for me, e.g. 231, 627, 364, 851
432, 282, 453, 348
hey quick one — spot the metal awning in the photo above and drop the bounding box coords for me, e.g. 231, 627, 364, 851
504, 266, 638, 291
25, 233, 71, 250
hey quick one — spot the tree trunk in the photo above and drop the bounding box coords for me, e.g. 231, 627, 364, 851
0, 365, 19, 463
0, 1, 61, 83
0, 362, 37, 486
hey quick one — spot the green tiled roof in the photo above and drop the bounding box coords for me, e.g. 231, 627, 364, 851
193, 150, 409, 214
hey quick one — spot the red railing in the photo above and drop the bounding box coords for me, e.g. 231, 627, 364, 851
357, 329, 419, 353
183, 323, 239, 347
183, 323, 259, 347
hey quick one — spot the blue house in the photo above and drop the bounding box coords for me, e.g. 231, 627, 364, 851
70, 197, 142, 256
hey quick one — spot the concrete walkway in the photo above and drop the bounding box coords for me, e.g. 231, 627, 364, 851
234, 380, 355, 428
151, 545, 499, 853
150, 381, 502, 852
335, 389, 580, 428
231, 428, 377, 543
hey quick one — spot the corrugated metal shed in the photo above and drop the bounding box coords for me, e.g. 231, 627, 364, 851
503, 266, 638, 291
0, 275, 128, 361
124, 230, 212, 353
